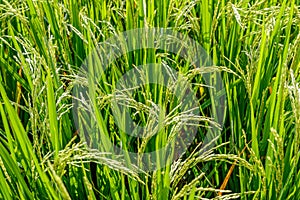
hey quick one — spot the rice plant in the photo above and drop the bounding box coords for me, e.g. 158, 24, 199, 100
0, 0, 299, 199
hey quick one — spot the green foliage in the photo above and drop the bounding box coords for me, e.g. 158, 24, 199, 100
0, 0, 299, 199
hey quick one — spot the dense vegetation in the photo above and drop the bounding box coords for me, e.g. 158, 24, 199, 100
0, 0, 299, 199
